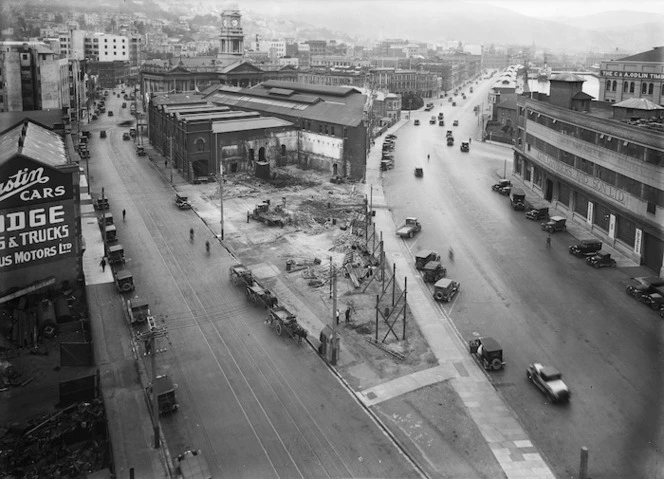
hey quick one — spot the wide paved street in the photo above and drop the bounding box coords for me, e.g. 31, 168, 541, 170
85, 93, 421, 478
383, 77, 664, 478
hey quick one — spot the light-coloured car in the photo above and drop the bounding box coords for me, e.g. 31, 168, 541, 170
527, 363, 570, 403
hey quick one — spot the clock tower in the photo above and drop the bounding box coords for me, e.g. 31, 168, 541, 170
218, 9, 244, 64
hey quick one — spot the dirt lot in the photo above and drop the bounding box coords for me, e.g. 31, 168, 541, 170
198, 166, 438, 390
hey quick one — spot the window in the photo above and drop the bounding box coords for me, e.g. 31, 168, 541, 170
331, 126, 335, 136
319, 124, 322, 133
325, 125, 329, 135
612, 80, 617, 91
647, 202, 656, 215
606, 80, 611, 91
195, 138, 205, 151
629, 82, 635, 93
616, 216, 636, 246
642, 83, 648, 94
281, 144, 286, 156
648, 83, 654, 95
623, 81, 628, 92
574, 191, 589, 217
558, 181, 571, 206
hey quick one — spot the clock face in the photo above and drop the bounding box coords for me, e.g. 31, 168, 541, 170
231, 18, 239, 27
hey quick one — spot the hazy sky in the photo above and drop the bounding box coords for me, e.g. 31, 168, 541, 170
480, 0, 664, 17
238, 0, 664, 19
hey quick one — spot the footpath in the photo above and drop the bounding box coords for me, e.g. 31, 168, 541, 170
360, 120, 557, 479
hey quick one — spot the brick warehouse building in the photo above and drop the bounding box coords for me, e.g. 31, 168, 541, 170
0, 119, 82, 292
148, 81, 368, 181
514, 74, 664, 274
203, 81, 368, 179
148, 95, 296, 182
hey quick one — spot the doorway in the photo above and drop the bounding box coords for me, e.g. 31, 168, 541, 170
259, 147, 266, 161
333, 163, 338, 176
545, 179, 553, 201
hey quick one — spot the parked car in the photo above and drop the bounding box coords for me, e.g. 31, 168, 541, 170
414, 167, 423, 177
414, 119, 420, 125
492, 179, 512, 194
569, 240, 602, 258
429, 116, 436, 125
433, 278, 460, 302
108, 111, 114, 117
415, 250, 440, 270
421, 261, 447, 283
586, 252, 617, 268
469, 337, 504, 371
641, 286, 664, 310
525, 206, 549, 220
438, 120, 445, 126
396, 217, 422, 238
100, 130, 107, 138
527, 363, 571, 403
541, 216, 567, 233
460, 142, 469, 152
122, 132, 131, 141
510, 188, 526, 210
626, 276, 664, 300
453, 120, 459, 126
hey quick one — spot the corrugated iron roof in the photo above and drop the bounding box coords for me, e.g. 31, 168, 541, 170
212, 117, 293, 134
612, 97, 664, 110
550, 73, 586, 83
617, 46, 664, 63
0, 120, 67, 167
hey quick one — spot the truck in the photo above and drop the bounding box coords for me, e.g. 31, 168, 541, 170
510, 188, 526, 210
469, 337, 505, 371
248, 201, 285, 227
396, 217, 422, 238
175, 193, 192, 209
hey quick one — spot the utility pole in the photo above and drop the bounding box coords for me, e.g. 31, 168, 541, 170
136, 321, 168, 449
331, 260, 339, 365
169, 136, 173, 184
219, 161, 224, 240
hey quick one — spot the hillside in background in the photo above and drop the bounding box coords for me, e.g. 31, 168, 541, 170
13, 0, 664, 52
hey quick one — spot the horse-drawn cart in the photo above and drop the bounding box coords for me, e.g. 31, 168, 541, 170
229, 264, 254, 287
246, 283, 278, 308
267, 306, 307, 344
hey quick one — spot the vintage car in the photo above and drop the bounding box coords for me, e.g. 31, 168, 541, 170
469, 337, 504, 371
439, 120, 445, 126
460, 142, 469, 152
122, 132, 131, 141
414, 119, 420, 126
527, 363, 571, 403
642, 286, 664, 310
421, 261, 447, 283
433, 278, 460, 302
525, 205, 549, 221
429, 116, 436, 124
136, 146, 146, 156
175, 193, 192, 209
492, 179, 512, 194
415, 250, 440, 270
453, 120, 459, 126
396, 217, 422, 238
569, 239, 602, 258
510, 188, 526, 210
626, 276, 664, 300
414, 167, 423, 177
108, 110, 114, 117
380, 159, 394, 171
541, 216, 567, 233
586, 252, 617, 268
100, 130, 107, 138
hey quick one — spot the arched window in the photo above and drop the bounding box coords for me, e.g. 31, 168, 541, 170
642, 83, 648, 94
612, 81, 617, 91
623, 81, 628, 92
195, 138, 205, 152
648, 83, 654, 94
281, 144, 286, 156
606, 80, 611, 91
630, 82, 635, 93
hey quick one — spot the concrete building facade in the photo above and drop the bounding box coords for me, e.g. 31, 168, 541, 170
514, 77, 664, 275
599, 46, 664, 105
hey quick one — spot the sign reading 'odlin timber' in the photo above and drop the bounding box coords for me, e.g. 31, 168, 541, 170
0, 158, 75, 271
600, 70, 664, 80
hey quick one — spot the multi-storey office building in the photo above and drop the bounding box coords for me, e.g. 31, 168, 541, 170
514, 75, 664, 274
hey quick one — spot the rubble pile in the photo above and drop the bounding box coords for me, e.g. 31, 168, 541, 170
0, 399, 109, 477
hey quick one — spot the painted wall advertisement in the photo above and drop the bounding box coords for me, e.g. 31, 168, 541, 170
0, 157, 75, 272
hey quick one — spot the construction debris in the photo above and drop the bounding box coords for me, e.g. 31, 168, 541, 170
0, 399, 109, 476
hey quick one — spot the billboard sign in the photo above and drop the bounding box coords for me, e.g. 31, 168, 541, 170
0, 157, 76, 272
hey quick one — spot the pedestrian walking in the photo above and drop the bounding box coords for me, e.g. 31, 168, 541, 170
469, 137, 472, 144
122, 209, 126, 222
100, 258, 106, 272
546, 234, 551, 248
165, 159, 168, 168
336, 309, 340, 325
345, 307, 351, 324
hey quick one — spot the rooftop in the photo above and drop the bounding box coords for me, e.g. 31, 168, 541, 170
0, 120, 68, 168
